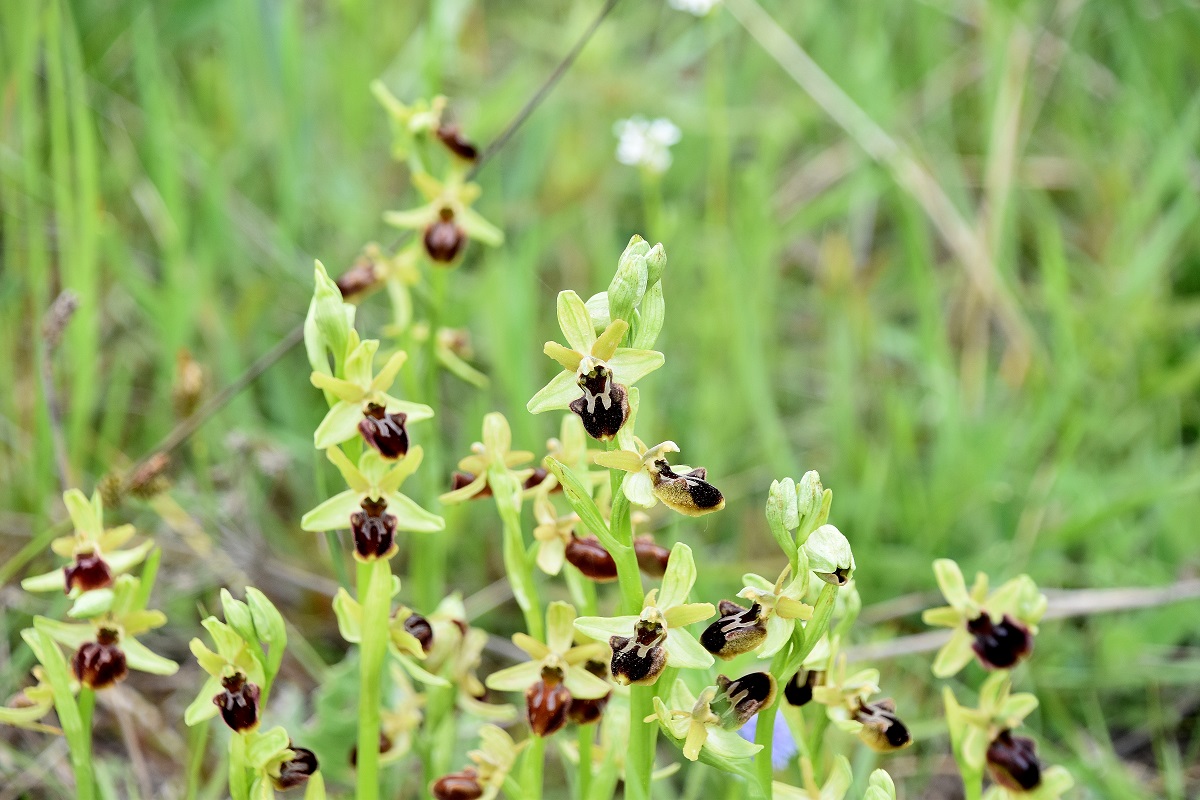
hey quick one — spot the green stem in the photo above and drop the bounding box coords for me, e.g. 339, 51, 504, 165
494, 485, 544, 641
626, 684, 656, 800
357, 558, 392, 800
185, 720, 209, 800
520, 734, 547, 800
229, 732, 249, 800
75, 688, 96, 799
754, 652, 787, 799
604, 452, 644, 616
576, 724, 594, 800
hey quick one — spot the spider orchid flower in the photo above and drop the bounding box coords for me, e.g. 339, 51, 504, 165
301, 446, 443, 561
310, 336, 433, 456
527, 290, 663, 441
575, 542, 714, 685
384, 171, 503, 264
485, 602, 611, 737
594, 440, 725, 517
922, 559, 1046, 677
22, 489, 153, 599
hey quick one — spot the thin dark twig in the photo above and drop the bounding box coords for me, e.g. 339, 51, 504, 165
126, 324, 306, 477
40, 291, 79, 492
470, 0, 623, 176
126, 0, 622, 473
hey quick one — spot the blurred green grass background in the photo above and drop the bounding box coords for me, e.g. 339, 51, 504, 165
3, 0, 1200, 796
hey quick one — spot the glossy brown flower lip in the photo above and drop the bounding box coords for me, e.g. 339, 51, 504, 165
713, 672, 776, 728
64, 551, 114, 594
350, 497, 398, 561
72, 629, 128, 690
424, 210, 467, 263
854, 698, 911, 752
436, 124, 480, 162
700, 600, 767, 659
359, 403, 409, 459
784, 669, 820, 707
273, 744, 319, 790
567, 660, 612, 725
564, 534, 619, 582
215, 672, 261, 732
569, 363, 629, 441
968, 613, 1033, 670
525, 666, 573, 737
633, 536, 670, 577
651, 461, 725, 516
609, 619, 668, 685
986, 730, 1042, 791
431, 768, 484, 800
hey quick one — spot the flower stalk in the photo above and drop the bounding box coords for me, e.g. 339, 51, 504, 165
356, 558, 393, 800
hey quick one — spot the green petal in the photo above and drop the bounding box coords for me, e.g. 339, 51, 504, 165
658, 542, 697, 609
484, 661, 541, 692
759, 615, 793, 659
557, 291, 596, 354
458, 205, 505, 247
384, 492, 445, 533
326, 447, 370, 493
703, 726, 763, 761
546, 601, 578, 654
607, 348, 665, 386
820, 755, 854, 799
20, 566, 65, 593
313, 402, 364, 449
246, 725, 291, 769
741, 573, 774, 593
184, 675, 222, 726
664, 629, 714, 670
68, 589, 115, 619
300, 490, 360, 532
622, 471, 656, 508
527, 369, 580, 414
33, 617, 94, 650
123, 637, 179, 676
392, 653, 450, 688
931, 629, 976, 678
574, 615, 638, 641
383, 204, 437, 231
63, 489, 101, 539
564, 665, 612, 700
379, 395, 435, 423
933, 559, 970, 609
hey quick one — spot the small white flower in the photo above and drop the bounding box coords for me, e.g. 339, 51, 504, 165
668, 0, 721, 16
614, 117, 682, 174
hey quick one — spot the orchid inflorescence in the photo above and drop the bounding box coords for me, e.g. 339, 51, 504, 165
4, 86, 1075, 800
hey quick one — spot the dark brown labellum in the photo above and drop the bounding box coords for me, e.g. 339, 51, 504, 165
215, 673, 261, 732
569, 365, 629, 441
986, 730, 1042, 791
64, 551, 114, 594
72, 631, 128, 690
404, 613, 435, 654
784, 670, 820, 707
564, 535, 618, 582
633, 537, 670, 577
609, 619, 667, 686
336, 257, 381, 299
273, 745, 319, 790
526, 666, 573, 737
713, 672, 777, 728
432, 768, 484, 800
652, 462, 725, 516
450, 471, 492, 498
968, 613, 1033, 670
358, 403, 409, 459
424, 211, 467, 263
817, 566, 853, 586
351, 497, 398, 560
854, 698, 911, 752
700, 600, 767, 659
567, 660, 612, 725
436, 124, 480, 161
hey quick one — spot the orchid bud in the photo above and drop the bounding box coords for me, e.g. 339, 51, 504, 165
804, 524, 854, 585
